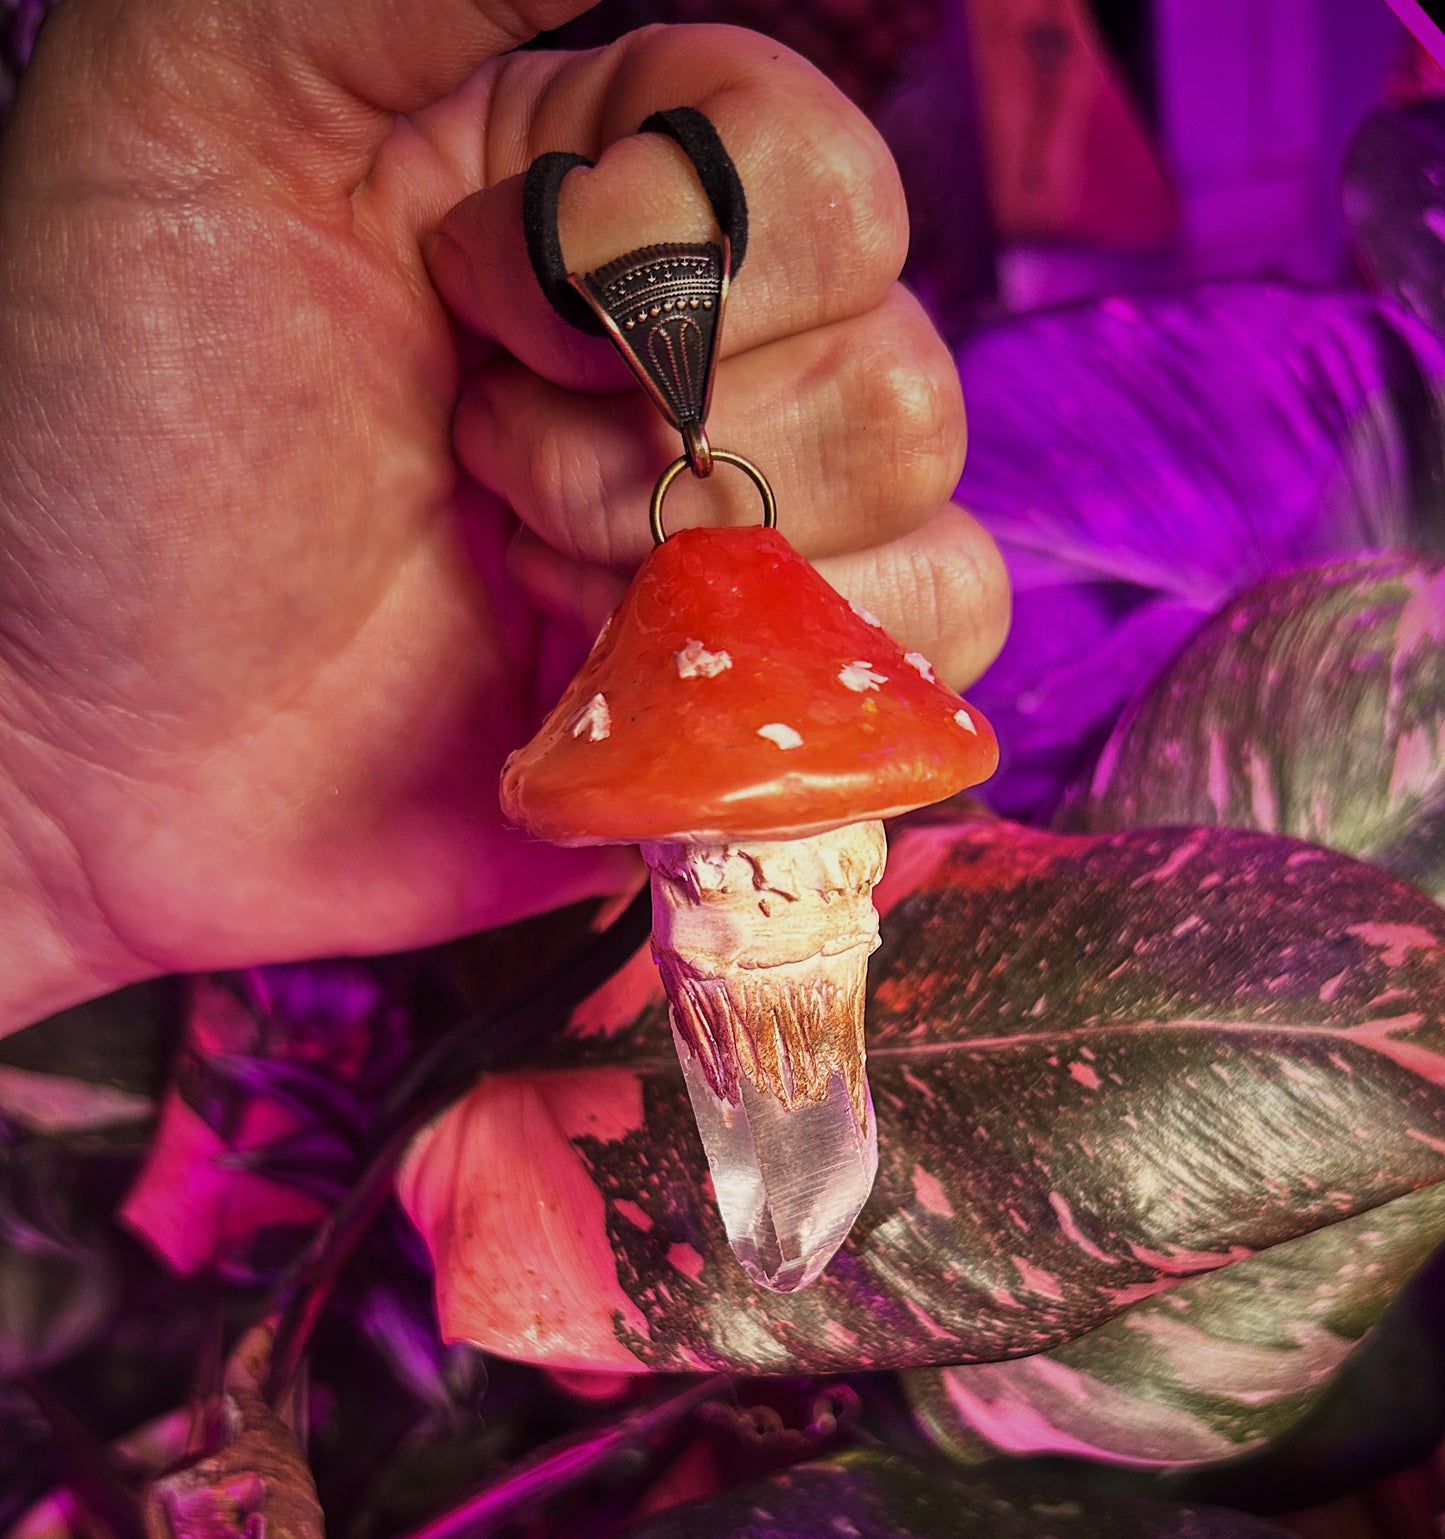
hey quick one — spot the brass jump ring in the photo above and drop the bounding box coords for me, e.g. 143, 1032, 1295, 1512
649, 450, 778, 545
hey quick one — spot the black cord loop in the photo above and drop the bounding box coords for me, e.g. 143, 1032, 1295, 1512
521, 149, 597, 332
522, 106, 749, 336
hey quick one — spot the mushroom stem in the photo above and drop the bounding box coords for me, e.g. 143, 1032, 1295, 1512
642, 821, 885, 1291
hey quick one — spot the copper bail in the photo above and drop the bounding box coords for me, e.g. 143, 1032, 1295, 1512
567, 238, 730, 479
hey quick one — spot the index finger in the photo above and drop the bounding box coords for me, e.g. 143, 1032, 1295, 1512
424, 25, 910, 390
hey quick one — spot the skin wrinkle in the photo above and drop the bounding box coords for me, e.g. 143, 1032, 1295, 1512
904, 530, 977, 667
36, 5, 302, 205
0, 722, 157, 984
527, 409, 629, 568
483, 45, 631, 186
0, 645, 359, 883
2, 518, 490, 961
815, 509, 1003, 690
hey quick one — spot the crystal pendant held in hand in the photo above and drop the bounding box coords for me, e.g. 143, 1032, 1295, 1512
500, 526, 996, 1290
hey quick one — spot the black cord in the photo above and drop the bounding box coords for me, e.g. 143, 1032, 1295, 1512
638, 107, 749, 272
522, 149, 599, 332
522, 105, 749, 335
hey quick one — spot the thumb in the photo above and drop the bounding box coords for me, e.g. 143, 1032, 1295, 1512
15, 0, 598, 188
236, 0, 590, 116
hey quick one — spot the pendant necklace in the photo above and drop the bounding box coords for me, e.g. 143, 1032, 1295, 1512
503, 110, 997, 1292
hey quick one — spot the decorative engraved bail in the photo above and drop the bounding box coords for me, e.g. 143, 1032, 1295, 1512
569, 238, 730, 478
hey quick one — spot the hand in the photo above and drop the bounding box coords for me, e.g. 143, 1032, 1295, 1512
0, 0, 1009, 1031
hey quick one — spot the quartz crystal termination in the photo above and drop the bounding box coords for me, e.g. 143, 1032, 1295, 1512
644, 822, 884, 1291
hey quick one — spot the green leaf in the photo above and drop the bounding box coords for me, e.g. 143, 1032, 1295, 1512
1070, 556, 1445, 903
0, 1244, 117, 1380
0, 980, 178, 1100
902, 1182, 1445, 1470
399, 813, 1445, 1375
623, 1449, 1291, 1538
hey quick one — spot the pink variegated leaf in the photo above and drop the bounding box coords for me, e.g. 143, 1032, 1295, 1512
1072, 556, 1445, 904
399, 812, 1445, 1376
898, 556, 1445, 1470
122, 963, 406, 1284
904, 1181, 1445, 1470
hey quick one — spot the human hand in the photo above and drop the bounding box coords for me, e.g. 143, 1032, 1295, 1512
0, 0, 1009, 1032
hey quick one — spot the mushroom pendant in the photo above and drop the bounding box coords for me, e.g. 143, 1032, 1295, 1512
508, 121, 996, 1290
501, 521, 997, 1291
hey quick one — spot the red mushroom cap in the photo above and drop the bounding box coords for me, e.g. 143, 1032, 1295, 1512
500, 526, 998, 845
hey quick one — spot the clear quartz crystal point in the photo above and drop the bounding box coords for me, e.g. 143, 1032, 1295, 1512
644, 822, 886, 1292
675, 1025, 878, 1291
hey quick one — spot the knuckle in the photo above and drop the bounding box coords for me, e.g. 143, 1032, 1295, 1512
921, 517, 1011, 686
855, 314, 967, 512
806, 113, 909, 288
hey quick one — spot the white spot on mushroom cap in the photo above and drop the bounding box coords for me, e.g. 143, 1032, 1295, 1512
674, 639, 733, 679
954, 708, 977, 734
904, 651, 937, 683
849, 600, 883, 628
839, 661, 888, 693
757, 722, 803, 750
571, 693, 611, 742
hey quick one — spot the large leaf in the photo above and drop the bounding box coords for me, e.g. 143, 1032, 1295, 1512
1070, 556, 1445, 904
1342, 100, 1445, 342
903, 1182, 1445, 1471
956, 555, 1445, 1473
896, 1230, 1445, 1515
952, 283, 1445, 820
624, 1448, 1290, 1538
399, 813, 1445, 1375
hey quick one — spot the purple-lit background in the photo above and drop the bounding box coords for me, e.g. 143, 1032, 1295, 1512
3, 1, 1445, 1535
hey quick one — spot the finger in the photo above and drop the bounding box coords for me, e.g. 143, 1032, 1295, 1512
250, 0, 585, 116
814, 503, 1011, 691
425, 26, 909, 387
508, 502, 1011, 694
507, 526, 629, 641
456, 284, 965, 567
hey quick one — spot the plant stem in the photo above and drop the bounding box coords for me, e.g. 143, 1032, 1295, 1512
400, 1379, 724, 1539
